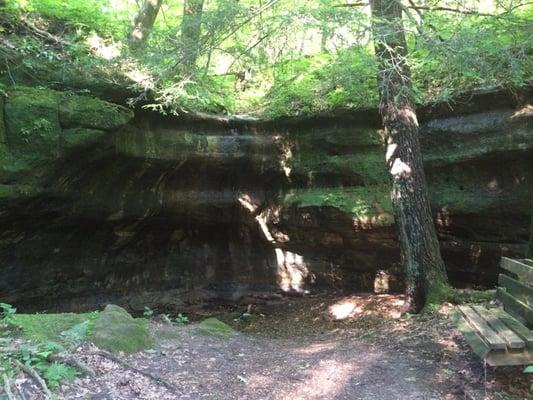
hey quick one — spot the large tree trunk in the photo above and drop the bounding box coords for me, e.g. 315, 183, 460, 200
180, 0, 205, 71
369, 0, 450, 312
129, 0, 163, 49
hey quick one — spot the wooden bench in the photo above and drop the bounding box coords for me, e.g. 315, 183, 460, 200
451, 257, 533, 366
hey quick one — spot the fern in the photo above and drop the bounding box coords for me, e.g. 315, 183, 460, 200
41, 362, 78, 389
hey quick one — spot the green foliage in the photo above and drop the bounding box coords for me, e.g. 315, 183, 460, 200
41, 361, 78, 388
12, 312, 96, 344
0, 303, 17, 325
60, 315, 98, 346
409, 9, 533, 104
266, 48, 378, 117
143, 306, 154, 318
1, 1, 531, 116
19, 117, 53, 142
174, 313, 189, 325
11, 0, 131, 38
0, 341, 79, 390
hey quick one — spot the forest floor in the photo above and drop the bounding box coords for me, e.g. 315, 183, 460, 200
46, 294, 531, 400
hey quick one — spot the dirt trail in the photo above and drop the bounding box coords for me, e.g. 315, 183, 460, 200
56, 294, 530, 400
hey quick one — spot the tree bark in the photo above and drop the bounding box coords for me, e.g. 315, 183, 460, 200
180, 0, 205, 71
526, 202, 533, 259
129, 0, 163, 49
369, 0, 450, 312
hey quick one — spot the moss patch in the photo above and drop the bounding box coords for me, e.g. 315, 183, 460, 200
284, 186, 393, 225
59, 95, 133, 131
62, 128, 108, 149
4, 87, 61, 159
197, 318, 235, 338
90, 305, 152, 353
12, 312, 95, 344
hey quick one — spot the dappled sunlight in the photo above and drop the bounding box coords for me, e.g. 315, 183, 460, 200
436, 207, 452, 228
329, 300, 363, 320
276, 359, 360, 400
237, 193, 259, 214
273, 134, 293, 180
237, 192, 309, 293
510, 104, 533, 119
275, 249, 310, 293
86, 32, 122, 60
327, 294, 404, 321
293, 342, 338, 355
486, 178, 501, 193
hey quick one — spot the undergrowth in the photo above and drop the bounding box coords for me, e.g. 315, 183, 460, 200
0, 303, 98, 393
1, 0, 531, 117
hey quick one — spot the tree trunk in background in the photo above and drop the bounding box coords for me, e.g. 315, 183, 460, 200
130, 0, 163, 49
369, 0, 450, 312
180, 0, 205, 71
526, 202, 533, 259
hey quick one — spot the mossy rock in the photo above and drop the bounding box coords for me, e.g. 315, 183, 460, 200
90, 305, 152, 353
59, 95, 133, 131
197, 318, 235, 338
62, 128, 108, 150
4, 87, 61, 158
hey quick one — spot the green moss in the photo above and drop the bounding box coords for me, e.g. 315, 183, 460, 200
318, 127, 382, 147
422, 282, 456, 314
197, 318, 235, 338
4, 87, 61, 159
422, 286, 494, 314
0, 184, 18, 199
284, 186, 393, 224
456, 289, 495, 303
62, 128, 108, 149
59, 95, 133, 131
90, 305, 152, 353
287, 142, 388, 187
12, 313, 94, 344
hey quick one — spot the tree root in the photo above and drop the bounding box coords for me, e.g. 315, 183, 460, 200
94, 350, 181, 395
2, 373, 15, 400
13, 359, 51, 399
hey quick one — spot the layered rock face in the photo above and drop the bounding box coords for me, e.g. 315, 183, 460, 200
0, 86, 531, 311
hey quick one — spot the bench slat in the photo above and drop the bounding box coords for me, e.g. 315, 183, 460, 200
458, 305, 507, 349
501, 257, 533, 283
485, 348, 533, 366
498, 274, 533, 306
450, 311, 491, 358
522, 259, 533, 267
496, 288, 533, 328
471, 305, 524, 349
489, 307, 533, 348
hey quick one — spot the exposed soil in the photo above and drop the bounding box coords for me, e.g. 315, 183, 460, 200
42, 294, 532, 399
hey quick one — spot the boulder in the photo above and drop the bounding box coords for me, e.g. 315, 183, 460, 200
198, 318, 235, 338
91, 305, 152, 353
59, 95, 133, 131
